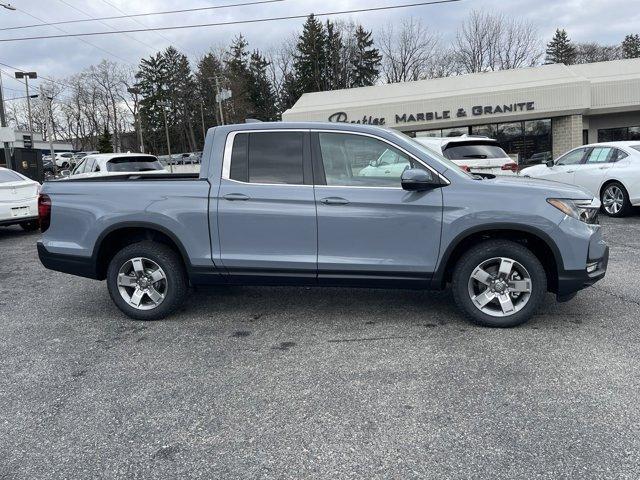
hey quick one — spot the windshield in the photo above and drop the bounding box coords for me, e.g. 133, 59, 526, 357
106, 156, 164, 172
0, 169, 24, 183
390, 130, 473, 179
443, 143, 509, 160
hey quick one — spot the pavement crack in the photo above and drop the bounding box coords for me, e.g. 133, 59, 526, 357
328, 335, 408, 343
589, 285, 640, 307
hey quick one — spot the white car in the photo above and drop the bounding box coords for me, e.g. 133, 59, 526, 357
414, 135, 518, 175
0, 167, 40, 231
359, 148, 412, 178
54, 152, 76, 169
521, 141, 640, 217
69, 153, 166, 178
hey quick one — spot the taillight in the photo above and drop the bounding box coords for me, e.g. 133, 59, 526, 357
38, 194, 51, 232
501, 162, 518, 172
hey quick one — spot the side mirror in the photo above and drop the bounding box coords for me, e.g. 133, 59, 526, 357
401, 168, 439, 191
60, 169, 71, 177
546, 159, 555, 167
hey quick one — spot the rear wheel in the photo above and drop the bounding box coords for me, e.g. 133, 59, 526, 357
601, 181, 631, 217
107, 241, 188, 320
452, 240, 547, 327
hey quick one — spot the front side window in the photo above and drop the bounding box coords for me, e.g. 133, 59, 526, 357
318, 132, 413, 187
72, 159, 86, 174
229, 132, 304, 185
556, 148, 586, 166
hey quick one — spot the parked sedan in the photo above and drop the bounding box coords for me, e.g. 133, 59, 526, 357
69, 153, 166, 179
521, 142, 640, 217
0, 167, 40, 231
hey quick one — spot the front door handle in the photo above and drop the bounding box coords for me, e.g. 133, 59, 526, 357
599, 166, 608, 170
320, 197, 350, 205
566, 170, 575, 173
223, 193, 250, 201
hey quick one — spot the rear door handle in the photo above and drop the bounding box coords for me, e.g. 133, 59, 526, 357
566, 170, 575, 173
320, 197, 350, 205
223, 193, 250, 201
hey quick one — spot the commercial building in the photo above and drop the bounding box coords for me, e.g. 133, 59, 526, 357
283, 58, 640, 163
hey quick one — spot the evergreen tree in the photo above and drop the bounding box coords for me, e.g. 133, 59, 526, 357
97, 127, 113, 153
545, 29, 577, 65
224, 35, 253, 123
278, 72, 301, 115
622, 34, 640, 59
196, 52, 225, 134
164, 46, 198, 152
136, 52, 168, 154
247, 51, 278, 121
324, 20, 344, 90
294, 14, 327, 94
351, 25, 382, 87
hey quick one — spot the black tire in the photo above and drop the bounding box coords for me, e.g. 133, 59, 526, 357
61, 162, 69, 169
451, 240, 547, 328
20, 220, 40, 232
600, 181, 631, 217
106, 241, 188, 321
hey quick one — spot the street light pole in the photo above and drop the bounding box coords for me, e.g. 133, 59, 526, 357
0, 73, 12, 169
14, 71, 37, 136
213, 76, 225, 126
159, 101, 173, 173
200, 100, 206, 142
40, 86, 57, 176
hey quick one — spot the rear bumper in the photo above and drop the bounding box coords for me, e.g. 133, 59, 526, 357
557, 245, 609, 300
37, 241, 99, 279
0, 215, 38, 227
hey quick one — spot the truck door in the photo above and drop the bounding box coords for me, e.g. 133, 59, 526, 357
312, 131, 443, 287
216, 130, 317, 282
572, 146, 621, 196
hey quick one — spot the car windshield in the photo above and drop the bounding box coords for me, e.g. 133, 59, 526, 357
106, 156, 164, 172
0, 170, 24, 182
443, 143, 509, 160
390, 131, 473, 179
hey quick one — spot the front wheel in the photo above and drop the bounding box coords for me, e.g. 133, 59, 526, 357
601, 182, 631, 217
106, 241, 188, 320
452, 240, 547, 328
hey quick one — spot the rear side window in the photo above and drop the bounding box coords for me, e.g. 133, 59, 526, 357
0, 170, 22, 182
106, 156, 163, 172
229, 132, 304, 185
443, 143, 509, 160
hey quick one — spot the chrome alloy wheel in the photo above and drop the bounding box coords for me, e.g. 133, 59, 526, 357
117, 257, 167, 310
602, 185, 624, 215
467, 257, 532, 317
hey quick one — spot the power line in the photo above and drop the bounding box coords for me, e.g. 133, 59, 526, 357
0, 0, 464, 42
0, 0, 286, 31
0, 61, 74, 90
8, 5, 134, 64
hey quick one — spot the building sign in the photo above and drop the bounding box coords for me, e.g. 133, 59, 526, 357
328, 102, 536, 126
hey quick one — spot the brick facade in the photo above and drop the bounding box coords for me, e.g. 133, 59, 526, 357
552, 115, 583, 159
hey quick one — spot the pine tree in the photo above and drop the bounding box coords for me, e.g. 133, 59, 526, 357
164, 46, 198, 152
324, 20, 344, 90
247, 51, 278, 121
278, 72, 301, 115
196, 52, 225, 133
224, 35, 253, 123
97, 127, 113, 153
294, 14, 327, 94
545, 29, 577, 65
351, 25, 381, 87
622, 34, 640, 59
136, 52, 168, 154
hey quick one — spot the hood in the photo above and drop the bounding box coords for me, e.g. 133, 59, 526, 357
479, 174, 593, 200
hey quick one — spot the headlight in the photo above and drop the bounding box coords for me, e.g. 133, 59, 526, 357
547, 198, 600, 224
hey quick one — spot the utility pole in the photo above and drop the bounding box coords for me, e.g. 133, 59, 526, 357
200, 100, 206, 141
14, 71, 37, 135
159, 101, 173, 173
127, 87, 144, 153
40, 86, 57, 176
214, 76, 225, 126
0, 73, 12, 169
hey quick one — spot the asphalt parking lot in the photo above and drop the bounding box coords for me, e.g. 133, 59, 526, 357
1, 217, 640, 479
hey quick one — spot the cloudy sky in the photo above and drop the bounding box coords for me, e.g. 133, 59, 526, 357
0, 0, 638, 99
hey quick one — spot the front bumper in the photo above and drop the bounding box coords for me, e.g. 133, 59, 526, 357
556, 244, 609, 300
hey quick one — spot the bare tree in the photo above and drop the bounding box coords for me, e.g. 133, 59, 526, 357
575, 42, 622, 64
454, 10, 542, 73
378, 18, 441, 83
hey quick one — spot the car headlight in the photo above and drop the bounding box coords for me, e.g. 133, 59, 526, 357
547, 198, 600, 224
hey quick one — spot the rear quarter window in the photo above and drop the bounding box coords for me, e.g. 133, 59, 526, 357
443, 143, 510, 160
106, 157, 163, 172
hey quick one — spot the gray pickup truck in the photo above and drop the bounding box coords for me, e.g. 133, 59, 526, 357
38, 122, 608, 327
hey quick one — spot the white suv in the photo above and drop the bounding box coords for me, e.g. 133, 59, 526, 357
414, 135, 517, 175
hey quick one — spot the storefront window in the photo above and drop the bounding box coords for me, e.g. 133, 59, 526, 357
470, 124, 497, 138
415, 129, 442, 138
598, 127, 631, 142
441, 127, 467, 137
497, 122, 525, 161
523, 119, 552, 165
628, 127, 640, 141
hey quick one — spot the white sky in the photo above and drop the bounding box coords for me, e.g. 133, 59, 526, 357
0, 0, 638, 99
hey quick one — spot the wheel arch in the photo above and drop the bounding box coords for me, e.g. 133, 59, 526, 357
433, 224, 562, 293
92, 222, 192, 280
